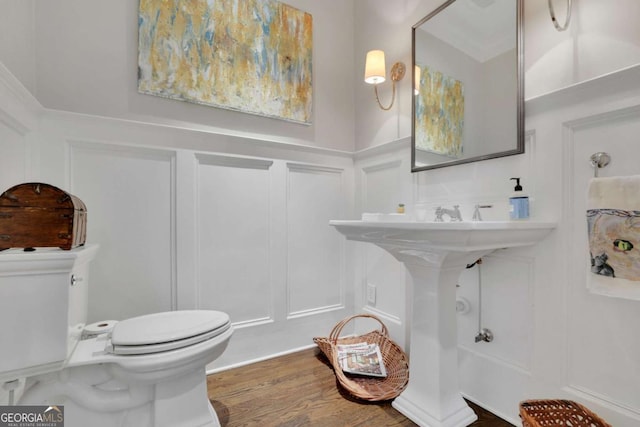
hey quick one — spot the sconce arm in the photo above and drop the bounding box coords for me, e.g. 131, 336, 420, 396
374, 82, 397, 111
371, 61, 405, 111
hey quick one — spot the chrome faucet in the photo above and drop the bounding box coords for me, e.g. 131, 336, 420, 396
472, 204, 493, 221
434, 205, 462, 222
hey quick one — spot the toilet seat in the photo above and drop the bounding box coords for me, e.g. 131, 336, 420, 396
108, 310, 231, 355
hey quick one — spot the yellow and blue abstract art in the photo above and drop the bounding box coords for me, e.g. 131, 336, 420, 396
415, 65, 464, 158
138, 0, 313, 124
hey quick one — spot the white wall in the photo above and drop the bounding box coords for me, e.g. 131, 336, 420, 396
354, 0, 640, 150
0, 60, 40, 408
0, 0, 36, 95
0, 0, 37, 241
354, 0, 444, 150
30, 0, 355, 152
525, 0, 640, 99
0, 65, 356, 378
0, 0, 357, 378
353, 0, 640, 425
1, 0, 639, 424
525, 68, 640, 425
351, 69, 640, 426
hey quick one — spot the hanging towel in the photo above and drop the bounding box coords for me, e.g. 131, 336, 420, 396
586, 175, 640, 300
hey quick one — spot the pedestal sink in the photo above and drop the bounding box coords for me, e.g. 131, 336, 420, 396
329, 220, 556, 427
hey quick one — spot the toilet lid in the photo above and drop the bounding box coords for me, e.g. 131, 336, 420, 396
109, 310, 230, 355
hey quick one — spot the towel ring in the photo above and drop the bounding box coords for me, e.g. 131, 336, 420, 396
548, 0, 572, 32
590, 152, 610, 177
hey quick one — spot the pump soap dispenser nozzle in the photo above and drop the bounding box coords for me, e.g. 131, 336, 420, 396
509, 177, 529, 220
510, 177, 522, 191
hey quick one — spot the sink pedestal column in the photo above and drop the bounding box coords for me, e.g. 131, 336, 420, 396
385, 246, 488, 427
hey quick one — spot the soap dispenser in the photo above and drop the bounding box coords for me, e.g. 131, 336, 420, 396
509, 177, 529, 220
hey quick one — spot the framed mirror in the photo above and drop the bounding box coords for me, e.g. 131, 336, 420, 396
411, 0, 523, 172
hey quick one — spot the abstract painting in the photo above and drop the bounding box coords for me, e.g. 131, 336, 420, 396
138, 0, 313, 124
415, 65, 464, 157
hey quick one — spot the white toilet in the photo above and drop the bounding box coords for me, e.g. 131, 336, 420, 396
0, 244, 233, 427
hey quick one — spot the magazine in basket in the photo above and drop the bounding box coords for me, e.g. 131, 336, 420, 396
336, 342, 387, 378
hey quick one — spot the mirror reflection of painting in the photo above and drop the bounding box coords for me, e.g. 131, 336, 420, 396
412, 0, 522, 172
415, 65, 464, 158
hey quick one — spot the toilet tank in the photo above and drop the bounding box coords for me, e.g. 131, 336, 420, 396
0, 244, 98, 382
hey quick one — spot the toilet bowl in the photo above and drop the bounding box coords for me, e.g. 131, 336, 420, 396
20, 310, 233, 427
0, 245, 233, 427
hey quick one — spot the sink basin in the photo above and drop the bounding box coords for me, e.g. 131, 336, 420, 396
330, 219, 556, 427
330, 220, 556, 253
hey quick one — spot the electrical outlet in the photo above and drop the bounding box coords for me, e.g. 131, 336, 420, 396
366, 283, 376, 305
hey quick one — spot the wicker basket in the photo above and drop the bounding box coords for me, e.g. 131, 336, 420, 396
519, 399, 612, 427
313, 314, 409, 401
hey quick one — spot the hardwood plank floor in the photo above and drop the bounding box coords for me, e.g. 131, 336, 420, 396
207, 347, 514, 427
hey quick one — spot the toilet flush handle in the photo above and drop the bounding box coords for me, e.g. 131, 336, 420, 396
70, 274, 84, 286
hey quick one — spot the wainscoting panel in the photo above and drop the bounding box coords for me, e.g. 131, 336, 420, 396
69, 142, 176, 322
357, 155, 411, 346
453, 251, 536, 425
32, 108, 355, 371
457, 252, 534, 372
0, 62, 38, 191
361, 160, 403, 212
196, 154, 274, 325
286, 163, 345, 317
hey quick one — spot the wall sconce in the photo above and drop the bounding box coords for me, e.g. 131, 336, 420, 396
364, 50, 405, 111
414, 65, 421, 95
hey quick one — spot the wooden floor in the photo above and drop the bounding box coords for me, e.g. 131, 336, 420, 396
207, 347, 514, 427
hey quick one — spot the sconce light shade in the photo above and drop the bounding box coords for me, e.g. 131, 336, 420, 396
414, 65, 421, 95
364, 50, 405, 111
364, 50, 386, 84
